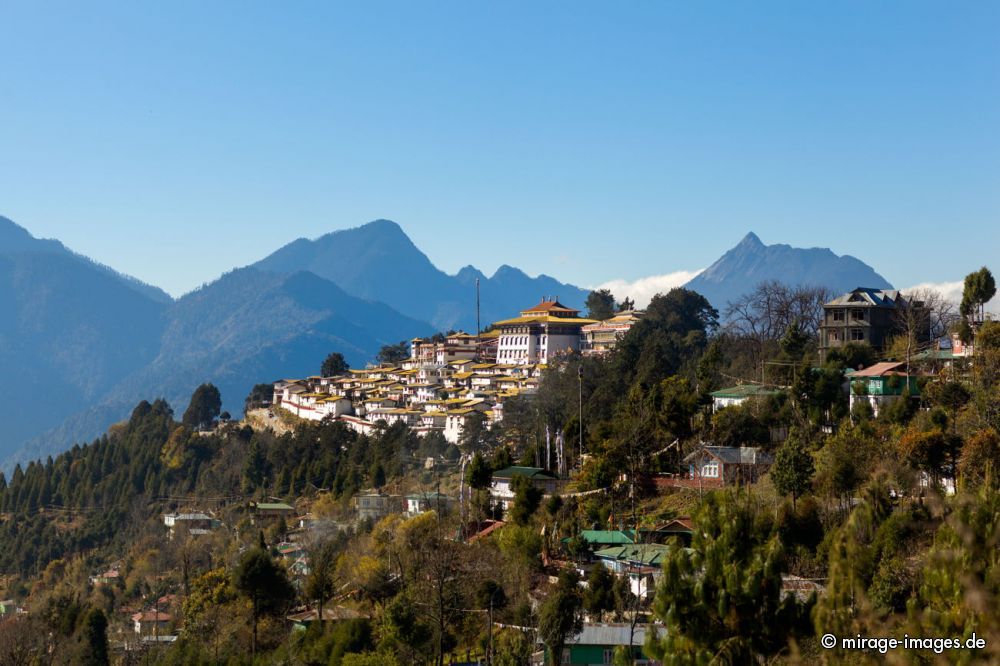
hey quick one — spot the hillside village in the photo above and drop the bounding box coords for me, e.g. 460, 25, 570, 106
271, 299, 635, 443
1, 273, 999, 666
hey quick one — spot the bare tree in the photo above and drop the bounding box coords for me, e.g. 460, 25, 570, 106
892, 288, 957, 372
724, 281, 831, 374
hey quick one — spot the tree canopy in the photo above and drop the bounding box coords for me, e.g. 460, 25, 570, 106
182, 383, 222, 431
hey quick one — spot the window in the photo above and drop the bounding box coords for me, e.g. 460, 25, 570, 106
832, 309, 845, 322
829, 331, 840, 342
702, 461, 720, 478
851, 329, 865, 341
603, 648, 615, 664
851, 309, 866, 321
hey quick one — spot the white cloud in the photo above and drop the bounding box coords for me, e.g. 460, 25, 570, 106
900, 281, 965, 304
596, 269, 703, 308
901, 280, 1000, 310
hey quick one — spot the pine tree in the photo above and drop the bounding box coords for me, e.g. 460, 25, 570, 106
771, 432, 815, 509
81, 608, 110, 666
538, 570, 583, 666
647, 491, 807, 663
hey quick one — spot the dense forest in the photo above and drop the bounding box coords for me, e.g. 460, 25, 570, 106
1, 272, 999, 665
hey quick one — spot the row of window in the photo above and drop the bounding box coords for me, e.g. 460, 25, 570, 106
503, 335, 539, 346
828, 329, 866, 342
830, 309, 867, 322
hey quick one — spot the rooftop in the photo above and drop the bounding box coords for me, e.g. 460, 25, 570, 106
253, 502, 295, 511
683, 445, 775, 465
593, 543, 673, 566
492, 466, 558, 480
850, 361, 909, 377
710, 384, 783, 399
825, 287, 917, 308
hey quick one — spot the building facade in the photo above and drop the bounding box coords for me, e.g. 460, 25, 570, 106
581, 310, 643, 356
493, 300, 596, 365
819, 287, 928, 361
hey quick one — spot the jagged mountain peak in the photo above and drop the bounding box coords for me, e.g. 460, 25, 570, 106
455, 265, 487, 284
685, 232, 893, 311
737, 231, 764, 249
255, 221, 587, 331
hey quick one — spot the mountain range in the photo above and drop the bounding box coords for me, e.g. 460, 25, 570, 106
254, 219, 588, 331
0, 216, 893, 469
684, 232, 893, 310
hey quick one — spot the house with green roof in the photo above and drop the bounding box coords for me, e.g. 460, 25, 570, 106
593, 543, 675, 599
532, 622, 665, 666
490, 466, 560, 513
848, 361, 923, 417
710, 384, 783, 412
561, 530, 637, 554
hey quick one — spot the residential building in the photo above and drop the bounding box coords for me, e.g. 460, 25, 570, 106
682, 445, 774, 487
477, 329, 501, 363
493, 299, 596, 365
404, 491, 451, 516
581, 310, 643, 356
532, 623, 665, 666
561, 530, 637, 554
162, 512, 221, 539
353, 491, 399, 523
287, 606, 365, 631
847, 361, 922, 417
132, 610, 172, 635
251, 502, 295, 525
593, 543, 674, 599
709, 384, 783, 412
819, 287, 928, 361
490, 466, 560, 512
89, 568, 120, 586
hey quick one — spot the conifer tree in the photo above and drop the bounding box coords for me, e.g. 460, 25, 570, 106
647, 491, 807, 663
538, 570, 583, 666
771, 432, 815, 509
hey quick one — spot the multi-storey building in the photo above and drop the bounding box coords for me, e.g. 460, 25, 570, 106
581, 309, 643, 355
819, 287, 927, 361
493, 299, 596, 365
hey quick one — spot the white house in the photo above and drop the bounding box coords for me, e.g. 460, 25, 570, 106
132, 611, 172, 635
489, 466, 560, 512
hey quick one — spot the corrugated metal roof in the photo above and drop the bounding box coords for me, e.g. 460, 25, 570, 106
710, 384, 782, 399
566, 623, 665, 647
593, 543, 672, 566
492, 466, 557, 480
683, 446, 774, 465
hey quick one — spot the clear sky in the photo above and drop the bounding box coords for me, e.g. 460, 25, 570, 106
1, 1, 997, 298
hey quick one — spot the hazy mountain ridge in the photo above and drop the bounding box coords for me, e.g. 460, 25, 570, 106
0, 224, 170, 458
1, 216, 440, 468
0, 216, 173, 304
685, 231, 894, 310
8, 266, 433, 466
254, 220, 589, 330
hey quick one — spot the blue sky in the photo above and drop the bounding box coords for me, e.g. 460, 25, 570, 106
1, 1, 997, 298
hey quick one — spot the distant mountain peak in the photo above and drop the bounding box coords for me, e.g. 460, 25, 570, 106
738, 231, 764, 248
363, 218, 403, 232
455, 265, 487, 284
685, 232, 893, 311
491, 264, 528, 280
254, 220, 587, 331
